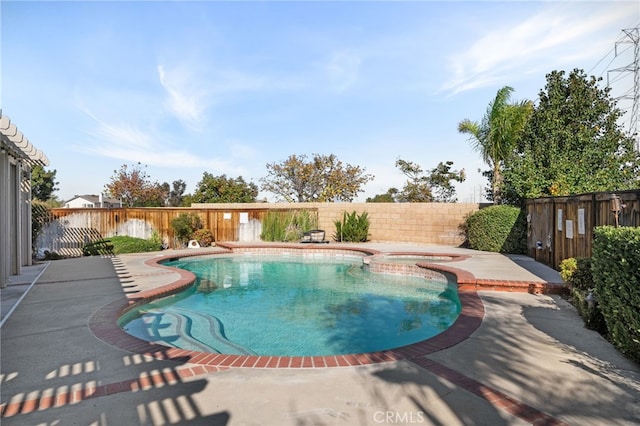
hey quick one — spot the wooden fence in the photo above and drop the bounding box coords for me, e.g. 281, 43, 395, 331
38, 207, 292, 257
525, 189, 640, 269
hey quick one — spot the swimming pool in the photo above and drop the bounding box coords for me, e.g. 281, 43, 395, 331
120, 253, 461, 357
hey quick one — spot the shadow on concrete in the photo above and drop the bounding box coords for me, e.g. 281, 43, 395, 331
506, 254, 564, 283
0, 256, 230, 425
424, 292, 640, 425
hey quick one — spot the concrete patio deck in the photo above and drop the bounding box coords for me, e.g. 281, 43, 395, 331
1, 243, 639, 425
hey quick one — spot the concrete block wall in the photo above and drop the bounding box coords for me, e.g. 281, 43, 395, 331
196, 202, 479, 246
312, 203, 479, 246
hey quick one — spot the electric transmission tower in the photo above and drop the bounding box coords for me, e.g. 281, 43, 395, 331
607, 27, 639, 151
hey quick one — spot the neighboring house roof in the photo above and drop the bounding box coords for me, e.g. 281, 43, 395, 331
66, 195, 122, 205
0, 112, 49, 166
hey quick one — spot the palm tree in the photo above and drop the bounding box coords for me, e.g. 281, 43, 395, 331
458, 86, 532, 204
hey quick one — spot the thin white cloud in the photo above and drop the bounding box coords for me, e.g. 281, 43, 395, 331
157, 64, 209, 129
325, 49, 362, 93
88, 121, 153, 151
442, 3, 636, 95
157, 63, 270, 129
78, 109, 240, 173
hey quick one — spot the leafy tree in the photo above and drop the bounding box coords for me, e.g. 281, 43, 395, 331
191, 172, 258, 203
180, 193, 195, 207
31, 165, 59, 202
395, 159, 465, 202
366, 188, 399, 202
162, 179, 187, 206
104, 163, 165, 207
502, 69, 640, 203
458, 86, 533, 204
260, 154, 374, 202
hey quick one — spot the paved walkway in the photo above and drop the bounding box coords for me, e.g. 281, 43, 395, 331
1, 244, 639, 425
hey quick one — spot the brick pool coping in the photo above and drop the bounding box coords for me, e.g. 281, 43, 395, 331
90, 243, 566, 372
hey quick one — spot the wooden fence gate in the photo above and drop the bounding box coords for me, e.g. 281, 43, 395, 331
525, 189, 640, 269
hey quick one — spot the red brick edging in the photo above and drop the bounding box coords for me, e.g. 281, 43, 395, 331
94, 243, 566, 370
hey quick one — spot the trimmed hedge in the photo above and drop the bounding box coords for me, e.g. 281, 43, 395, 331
592, 226, 640, 362
464, 205, 526, 253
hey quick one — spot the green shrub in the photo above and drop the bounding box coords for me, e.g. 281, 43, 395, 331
559, 257, 593, 290
464, 205, 526, 253
108, 236, 163, 254
149, 230, 163, 249
592, 226, 640, 362
333, 211, 370, 242
82, 239, 114, 256
559, 257, 578, 283
560, 257, 607, 333
193, 229, 214, 247
171, 213, 202, 245
261, 210, 318, 242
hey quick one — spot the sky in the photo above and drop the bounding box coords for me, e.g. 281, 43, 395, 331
2, 1, 638, 204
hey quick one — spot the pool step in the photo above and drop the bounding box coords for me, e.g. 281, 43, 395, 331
142, 308, 255, 355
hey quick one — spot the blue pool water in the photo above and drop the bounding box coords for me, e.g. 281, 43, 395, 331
120, 254, 461, 356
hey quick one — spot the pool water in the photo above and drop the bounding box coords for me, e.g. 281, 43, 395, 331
120, 254, 461, 356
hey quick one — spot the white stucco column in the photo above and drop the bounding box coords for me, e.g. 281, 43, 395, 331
21, 165, 33, 267
0, 113, 49, 289
0, 149, 10, 288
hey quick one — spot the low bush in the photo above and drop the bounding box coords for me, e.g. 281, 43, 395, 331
592, 226, 640, 362
464, 205, 526, 253
108, 236, 163, 254
193, 229, 214, 247
333, 211, 369, 242
171, 213, 202, 246
82, 239, 115, 256
558, 257, 577, 283
149, 230, 164, 249
559, 257, 593, 290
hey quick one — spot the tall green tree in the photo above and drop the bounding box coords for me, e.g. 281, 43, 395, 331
502, 69, 640, 203
458, 86, 532, 204
191, 173, 258, 203
366, 188, 398, 203
394, 159, 465, 202
30, 165, 59, 202
261, 154, 374, 202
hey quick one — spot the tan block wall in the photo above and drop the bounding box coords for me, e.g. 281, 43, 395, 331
314, 203, 479, 246
196, 202, 479, 246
